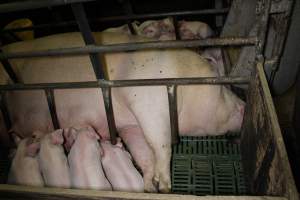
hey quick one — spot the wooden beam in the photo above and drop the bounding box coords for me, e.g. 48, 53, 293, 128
0, 184, 288, 200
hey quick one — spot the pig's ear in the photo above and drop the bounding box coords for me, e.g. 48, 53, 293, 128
26, 141, 40, 157
51, 129, 64, 145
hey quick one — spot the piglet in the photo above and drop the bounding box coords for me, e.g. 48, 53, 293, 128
101, 138, 144, 192
7, 134, 44, 187
36, 129, 71, 188
64, 126, 112, 190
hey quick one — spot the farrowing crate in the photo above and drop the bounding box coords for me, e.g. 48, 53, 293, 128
0, 62, 298, 200
0, 0, 298, 200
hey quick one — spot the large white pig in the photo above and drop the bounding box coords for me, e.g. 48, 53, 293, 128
64, 126, 112, 190
7, 135, 44, 187
36, 129, 71, 188
2, 32, 244, 192
101, 138, 144, 192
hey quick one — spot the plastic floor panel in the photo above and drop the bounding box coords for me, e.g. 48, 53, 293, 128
172, 136, 247, 195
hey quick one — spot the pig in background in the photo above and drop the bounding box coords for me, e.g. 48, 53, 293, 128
1, 31, 245, 193
103, 18, 225, 76
7, 135, 44, 187
64, 126, 112, 190
101, 138, 144, 192
35, 129, 71, 188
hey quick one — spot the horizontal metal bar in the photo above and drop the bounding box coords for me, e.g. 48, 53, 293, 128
0, 77, 250, 91
0, 37, 257, 60
1, 8, 229, 34
0, 0, 95, 13
97, 8, 230, 21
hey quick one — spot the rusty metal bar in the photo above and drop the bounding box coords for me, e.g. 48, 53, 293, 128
1, 8, 229, 34
268, 0, 295, 85
102, 87, 117, 145
71, 3, 105, 79
0, 0, 95, 13
167, 85, 179, 144
45, 89, 60, 130
0, 76, 250, 91
0, 37, 257, 60
255, 0, 272, 57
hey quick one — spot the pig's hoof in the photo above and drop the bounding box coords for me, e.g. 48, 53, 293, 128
144, 183, 157, 193
153, 172, 171, 193
158, 177, 171, 193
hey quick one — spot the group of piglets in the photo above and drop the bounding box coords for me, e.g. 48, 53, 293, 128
7, 126, 144, 192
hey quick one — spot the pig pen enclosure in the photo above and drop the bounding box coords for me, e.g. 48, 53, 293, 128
0, 0, 298, 200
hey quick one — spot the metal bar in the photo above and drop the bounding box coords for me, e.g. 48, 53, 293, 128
0, 92, 12, 131
0, 0, 95, 13
119, 0, 136, 35
167, 85, 179, 144
0, 76, 250, 91
71, 3, 105, 79
268, 0, 294, 85
97, 8, 230, 21
255, 0, 272, 57
45, 89, 60, 130
173, 17, 181, 40
102, 87, 117, 145
1, 8, 229, 34
215, 0, 224, 29
0, 37, 257, 60
0, 50, 18, 83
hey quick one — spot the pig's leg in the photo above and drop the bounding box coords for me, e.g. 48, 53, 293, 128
124, 87, 171, 193
119, 125, 156, 192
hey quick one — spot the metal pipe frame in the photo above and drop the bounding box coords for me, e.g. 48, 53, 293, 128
0, 77, 250, 91
45, 89, 60, 130
0, 37, 257, 60
167, 85, 179, 144
71, 2, 117, 144
0, 8, 229, 34
0, 0, 95, 13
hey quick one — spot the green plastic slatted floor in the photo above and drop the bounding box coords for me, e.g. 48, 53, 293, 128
172, 136, 247, 195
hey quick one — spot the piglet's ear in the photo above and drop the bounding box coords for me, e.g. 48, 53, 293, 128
51, 129, 64, 145
26, 141, 40, 157
63, 127, 77, 152
86, 126, 100, 140
115, 137, 123, 148
10, 131, 22, 146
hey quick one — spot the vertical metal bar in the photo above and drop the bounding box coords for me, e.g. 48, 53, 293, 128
215, 0, 224, 31
0, 92, 12, 131
45, 89, 60, 130
71, 2, 117, 144
172, 16, 181, 40
71, 3, 105, 79
119, 0, 136, 34
255, 0, 272, 58
0, 50, 18, 83
102, 87, 117, 145
167, 85, 179, 144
